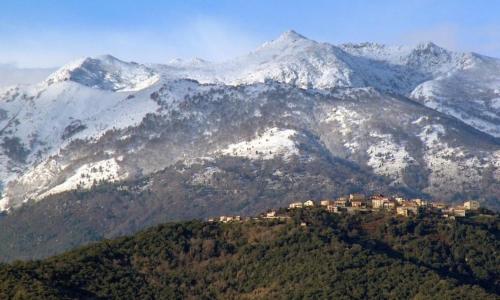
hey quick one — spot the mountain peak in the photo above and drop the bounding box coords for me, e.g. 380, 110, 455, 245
256, 30, 314, 51
44, 55, 159, 92
413, 41, 446, 53
277, 30, 307, 41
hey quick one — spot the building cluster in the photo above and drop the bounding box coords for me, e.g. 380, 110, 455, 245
288, 194, 481, 218
208, 194, 481, 223
208, 211, 291, 223
208, 215, 242, 223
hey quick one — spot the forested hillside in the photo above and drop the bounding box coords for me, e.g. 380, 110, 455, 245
1, 209, 498, 299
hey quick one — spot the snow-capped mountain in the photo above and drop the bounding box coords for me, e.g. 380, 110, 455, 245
45, 55, 160, 92
158, 31, 500, 137
0, 30, 498, 214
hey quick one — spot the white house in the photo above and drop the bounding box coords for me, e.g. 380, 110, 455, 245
464, 200, 480, 210
289, 202, 303, 209
304, 200, 315, 207
320, 200, 334, 206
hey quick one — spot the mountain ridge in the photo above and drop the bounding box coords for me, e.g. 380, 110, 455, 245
0, 31, 497, 214
0, 30, 497, 262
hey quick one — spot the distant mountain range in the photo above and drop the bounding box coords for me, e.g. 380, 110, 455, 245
0, 30, 498, 260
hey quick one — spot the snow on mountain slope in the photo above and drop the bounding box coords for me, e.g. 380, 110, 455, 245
0, 80, 160, 156
417, 123, 499, 198
158, 31, 424, 93
340, 41, 469, 74
340, 42, 500, 137
0, 67, 163, 207
0, 30, 499, 212
6, 79, 497, 208
366, 132, 415, 185
155, 31, 499, 137
157, 30, 359, 88
409, 59, 500, 137
37, 157, 127, 199
45, 55, 160, 92
219, 127, 299, 160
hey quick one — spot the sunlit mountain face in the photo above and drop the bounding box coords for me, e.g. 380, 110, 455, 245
0, 31, 497, 260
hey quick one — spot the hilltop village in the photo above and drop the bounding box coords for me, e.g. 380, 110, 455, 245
210, 194, 483, 223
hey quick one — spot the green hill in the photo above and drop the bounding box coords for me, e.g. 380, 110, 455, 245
1, 209, 498, 299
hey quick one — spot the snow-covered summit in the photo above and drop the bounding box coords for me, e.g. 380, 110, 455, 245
258, 30, 310, 48
339, 41, 483, 74
6, 30, 499, 138
45, 55, 160, 92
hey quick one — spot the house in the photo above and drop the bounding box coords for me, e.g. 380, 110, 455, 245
386, 200, 396, 209
396, 205, 418, 217
335, 197, 349, 207
464, 200, 480, 210
350, 194, 366, 207
289, 202, 303, 209
266, 211, 277, 218
396, 207, 409, 216
304, 200, 315, 207
326, 205, 339, 213
351, 198, 366, 208
349, 194, 365, 201
320, 200, 335, 207
219, 216, 241, 223
371, 195, 390, 209
394, 197, 406, 204
452, 206, 467, 217
379, 200, 396, 210
432, 202, 448, 210
351, 200, 365, 208
413, 199, 429, 207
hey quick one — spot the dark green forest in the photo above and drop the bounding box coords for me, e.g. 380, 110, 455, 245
0, 209, 498, 299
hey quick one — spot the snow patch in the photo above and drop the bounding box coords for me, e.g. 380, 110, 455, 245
367, 132, 414, 184
491, 98, 500, 110
323, 106, 364, 136
219, 127, 299, 160
45, 55, 160, 92
191, 166, 221, 185
38, 158, 127, 199
0, 197, 8, 211
417, 124, 493, 196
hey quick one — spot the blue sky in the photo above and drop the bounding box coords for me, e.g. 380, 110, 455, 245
1, 0, 500, 67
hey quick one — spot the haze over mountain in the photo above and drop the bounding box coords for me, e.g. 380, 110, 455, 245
0, 31, 498, 259
0, 65, 56, 88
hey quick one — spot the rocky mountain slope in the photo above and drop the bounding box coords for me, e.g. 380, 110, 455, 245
0, 31, 498, 212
